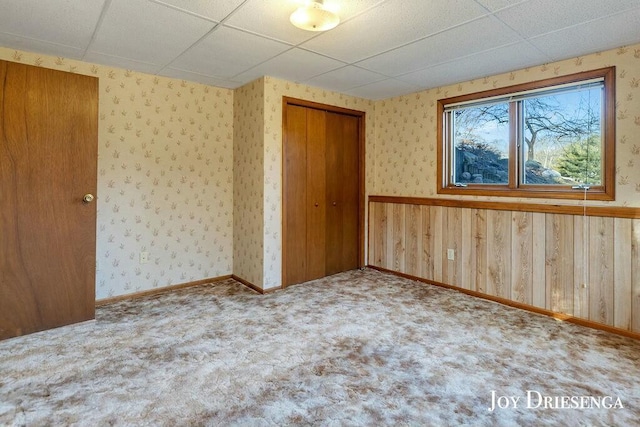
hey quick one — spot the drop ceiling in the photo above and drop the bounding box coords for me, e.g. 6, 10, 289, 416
1, 0, 639, 100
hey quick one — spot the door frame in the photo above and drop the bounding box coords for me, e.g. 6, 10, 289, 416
282, 96, 366, 287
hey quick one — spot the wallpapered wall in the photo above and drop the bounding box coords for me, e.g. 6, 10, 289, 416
233, 78, 265, 287
4, 41, 638, 297
373, 43, 640, 207
0, 47, 234, 300
261, 77, 376, 289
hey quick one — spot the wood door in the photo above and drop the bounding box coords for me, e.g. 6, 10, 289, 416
0, 60, 98, 340
283, 98, 364, 287
305, 108, 327, 281
325, 112, 359, 275
283, 104, 309, 286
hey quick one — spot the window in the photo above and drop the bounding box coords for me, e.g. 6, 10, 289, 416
437, 67, 615, 200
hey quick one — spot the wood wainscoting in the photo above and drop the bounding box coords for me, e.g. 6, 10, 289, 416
368, 196, 640, 336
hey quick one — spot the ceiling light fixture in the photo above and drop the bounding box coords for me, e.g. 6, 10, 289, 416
290, 0, 340, 32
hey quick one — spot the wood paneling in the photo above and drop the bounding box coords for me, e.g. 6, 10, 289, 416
405, 204, 421, 277
531, 213, 546, 308
511, 212, 533, 305
588, 217, 614, 325
573, 215, 589, 319
368, 198, 640, 335
460, 209, 473, 290
443, 207, 462, 288
546, 214, 574, 315
614, 219, 632, 329
0, 61, 98, 340
487, 210, 511, 299
421, 206, 434, 281
472, 209, 487, 294
391, 204, 405, 272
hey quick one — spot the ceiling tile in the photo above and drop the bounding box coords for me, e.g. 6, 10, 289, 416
473, 0, 530, 12
2, 0, 640, 100
88, 0, 215, 66
170, 27, 290, 79
304, 66, 388, 92
233, 48, 345, 84
0, 0, 106, 49
159, 68, 240, 89
0, 33, 84, 60
150, 0, 246, 22
343, 78, 420, 100
301, 0, 489, 63
397, 42, 549, 89
529, 8, 640, 61
82, 51, 164, 75
496, 0, 640, 38
356, 15, 521, 76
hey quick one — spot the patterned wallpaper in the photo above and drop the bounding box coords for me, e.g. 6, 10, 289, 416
0, 47, 234, 300
233, 79, 265, 287
262, 77, 376, 289
373, 43, 640, 207
5, 41, 637, 298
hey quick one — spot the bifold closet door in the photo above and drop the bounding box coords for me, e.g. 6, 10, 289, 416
284, 105, 328, 284
283, 101, 361, 287
325, 112, 359, 276
284, 104, 309, 286
305, 108, 327, 281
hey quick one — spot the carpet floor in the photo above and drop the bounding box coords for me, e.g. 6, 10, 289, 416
1, 269, 639, 426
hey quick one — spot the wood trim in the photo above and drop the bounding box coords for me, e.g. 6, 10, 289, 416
95, 275, 233, 306
282, 96, 365, 117
369, 195, 640, 219
603, 66, 616, 201
282, 97, 367, 286
368, 265, 640, 341
438, 67, 615, 111
358, 111, 366, 268
232, 274, 281, 294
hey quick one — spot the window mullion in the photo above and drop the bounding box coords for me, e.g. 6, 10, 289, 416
508, 101, 519, 189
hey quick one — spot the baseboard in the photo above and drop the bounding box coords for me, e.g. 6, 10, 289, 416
231, 275, 282, 294
95, 275, 233, 306
368, 265, 640, 341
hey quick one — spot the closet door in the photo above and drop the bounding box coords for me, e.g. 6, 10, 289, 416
305, 108, 327, 281
0, 61, 98, 340
283, 98, 363, 287
283, 104, 309, 286
325, 112, 359, 275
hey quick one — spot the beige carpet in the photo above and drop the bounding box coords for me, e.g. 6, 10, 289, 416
1, 269, 638, 426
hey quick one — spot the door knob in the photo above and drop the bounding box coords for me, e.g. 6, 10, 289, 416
332, 201, 337, 206
83, 194, 95, 203
314, 202, 319, 207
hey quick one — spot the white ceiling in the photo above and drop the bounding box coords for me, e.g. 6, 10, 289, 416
1, 0, 639, 100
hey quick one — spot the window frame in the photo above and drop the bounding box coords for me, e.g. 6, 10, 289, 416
437, 67, 616, 201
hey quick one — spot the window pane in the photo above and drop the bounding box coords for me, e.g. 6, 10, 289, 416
452, 103, 509, 185
521, 86, 602, 185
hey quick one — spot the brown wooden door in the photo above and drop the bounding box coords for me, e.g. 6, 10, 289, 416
325, 112, 359, 276
283, 99, 363, 287
0, 60, 98, 340
305, 108, 327, 281
283, 104, 308, 286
